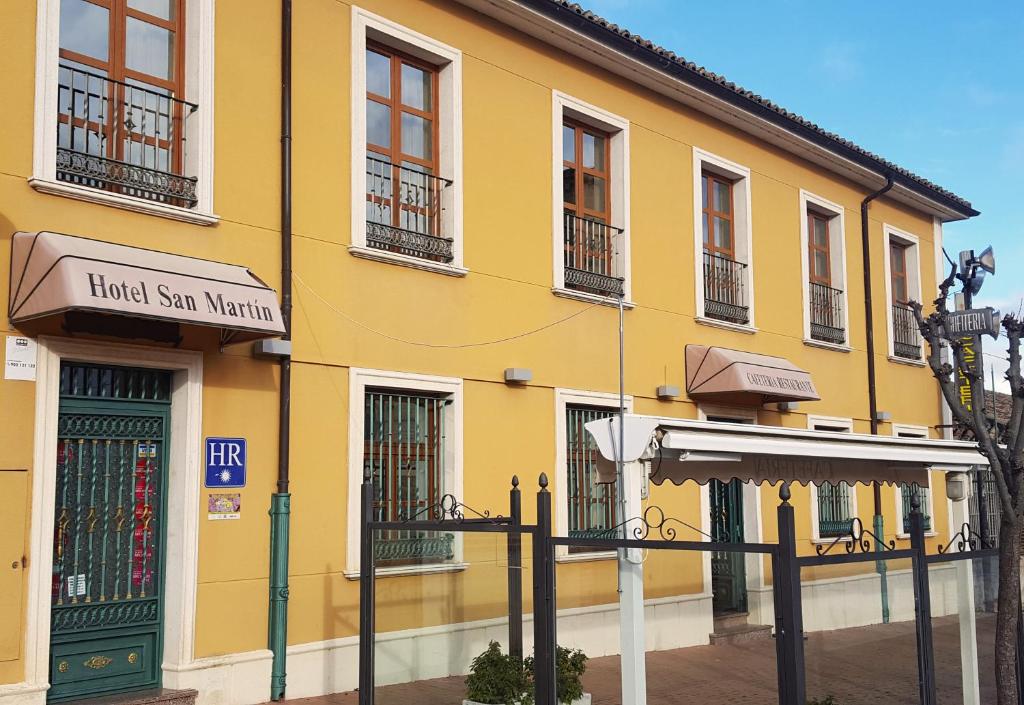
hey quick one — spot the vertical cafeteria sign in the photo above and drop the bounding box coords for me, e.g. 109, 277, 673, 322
958, 336, 977, 413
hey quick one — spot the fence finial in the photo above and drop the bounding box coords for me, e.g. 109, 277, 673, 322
779, 481, 791, 504
538, 473, 549, 490
511, 475, 520, 489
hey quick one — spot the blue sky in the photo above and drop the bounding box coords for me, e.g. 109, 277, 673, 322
581, 0, 1023, 386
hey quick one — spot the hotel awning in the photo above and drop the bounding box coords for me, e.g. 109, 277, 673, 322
9, 231, 285, 344
685, 345, 820, 404
585, 415, 987, 487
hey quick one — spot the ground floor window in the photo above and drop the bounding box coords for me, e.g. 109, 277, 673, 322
364, 388, 454, 564
816, 482, 854, 538
565, 404, 617, 548
900, 482, 932, 533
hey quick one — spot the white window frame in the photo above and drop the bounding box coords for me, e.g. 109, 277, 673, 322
806, 415, 857, 543
30, 0, 217, 225
800, 190, 850, 350
554, 388, 633, 561
693, 147, 755, 332
349, 6, 466, 276
892, 423, 937, 538
551, 90, 632, 307
882, 224, 925, 364
345, 368, 464, 577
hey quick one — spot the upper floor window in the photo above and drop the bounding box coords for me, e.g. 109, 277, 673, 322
693, 149, 753, 328
800, 192, 848, 348
552, 92, 630, 304
56, 0, 196, 208
365, 44, 452, 264
350, 7, 464, 275
33, 0, 215, 222
885, 227, 923, 361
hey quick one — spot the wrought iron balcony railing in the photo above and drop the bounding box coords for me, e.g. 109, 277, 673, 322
703, 252, 749, 324
56, 65, 199, 208
809, 282, 846, 344
892, 302, 922, 359
563, 213, 624, 297
366, 157, 453, 263
374, 532, 455, 563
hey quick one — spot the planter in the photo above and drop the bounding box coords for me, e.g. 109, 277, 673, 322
464, 695, 591, 705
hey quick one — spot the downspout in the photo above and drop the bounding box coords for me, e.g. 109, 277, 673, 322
861, 173, 894, 623
269, 0, 293, 699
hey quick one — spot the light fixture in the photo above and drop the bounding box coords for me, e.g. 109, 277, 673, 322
874, 410, 892, 423
656, 384, 680, 400
677, 450, 742, 463
945, 471, 971, 501
253, 339, 292, 359
504, 368, 532, 384
777, 401, 799, 412
958, 246, 996, 296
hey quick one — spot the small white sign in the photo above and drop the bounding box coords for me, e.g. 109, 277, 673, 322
67, 574, 86, 597
5, 336, 37, 381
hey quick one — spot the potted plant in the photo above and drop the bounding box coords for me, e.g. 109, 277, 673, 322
464, 641, 531, 705
525, 645, 590, 705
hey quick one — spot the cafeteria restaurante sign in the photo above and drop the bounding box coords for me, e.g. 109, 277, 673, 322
744, 371, 817, 394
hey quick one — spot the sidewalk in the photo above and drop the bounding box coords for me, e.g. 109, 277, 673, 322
284, 614, 994, 705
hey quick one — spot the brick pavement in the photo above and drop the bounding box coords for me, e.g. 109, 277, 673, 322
284, 614, 995, 705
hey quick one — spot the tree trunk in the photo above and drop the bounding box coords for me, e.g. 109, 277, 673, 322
995, 519, 1021, 705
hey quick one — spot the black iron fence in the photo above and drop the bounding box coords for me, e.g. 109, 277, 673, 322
365, 157, 453, 263
809, 282, 845, 344
56, 64, 198, 208
893, 302, 923, 359
703, 251, 749, 324
563, 213, 624, 297
358, 476, 1013, 705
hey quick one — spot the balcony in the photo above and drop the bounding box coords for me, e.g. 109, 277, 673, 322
56, 65, 199, 208
809, 282, 846, 345
703, 252, 749, 324
892, 302, 922, 359
563, 213, 624, 297
366, 157, 453, 263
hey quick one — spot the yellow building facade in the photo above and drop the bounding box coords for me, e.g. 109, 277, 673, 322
0, 1, 981, 705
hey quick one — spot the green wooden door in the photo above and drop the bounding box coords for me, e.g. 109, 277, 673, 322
49, 364, 172, 702
709, 478, 746, 613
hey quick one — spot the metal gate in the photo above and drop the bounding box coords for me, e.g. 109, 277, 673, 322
710, 478, 746, 612
49, 363, 172, 701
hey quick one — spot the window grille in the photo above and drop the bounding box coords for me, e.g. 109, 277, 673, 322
364, 389, 453, 564
566, 405, 617, 550
901, 482, 932, 533
816, 482, 853, 538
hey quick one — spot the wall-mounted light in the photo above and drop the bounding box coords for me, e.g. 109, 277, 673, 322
504, 368, 532, 384
656, 385, 679, 400
945, 471, 972, 502
777, 401, 799, 412
874, 410, 892, 423
253, 339, 292, 359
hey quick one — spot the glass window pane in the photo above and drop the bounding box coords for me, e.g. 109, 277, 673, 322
702, 213, 710, 245
814, 252, 829, 279
713, 179, 731, 214
126, 17, 174, 81
701, 175, 708, 209
582, 131, 606, 170
60, 0, 109, 61
892, 247, 905, 273
563, 166, 576, 205
583, 174, 606, 213
813, 218, 828, 246
366, 50, 391, 98
400, 63, 431, 111
400, 112, 432, 160
366, 101, 391, 149
128, 0, 174, 20
714, 216, 732, 250
562, 125, 575, 163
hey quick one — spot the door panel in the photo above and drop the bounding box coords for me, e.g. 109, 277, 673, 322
0, 470, 28, 661
709, 478, 747, 613
49, 364, 171, 702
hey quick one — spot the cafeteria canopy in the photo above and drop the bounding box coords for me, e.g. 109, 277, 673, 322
685, 344, 820, 404
8, 231, 285, 344
585, 415, 987, 487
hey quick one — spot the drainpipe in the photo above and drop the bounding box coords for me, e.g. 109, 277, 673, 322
861, 173, 894, 623
269, 0, 293, 699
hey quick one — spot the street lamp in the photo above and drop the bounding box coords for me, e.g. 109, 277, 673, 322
958, 246, 996, 307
